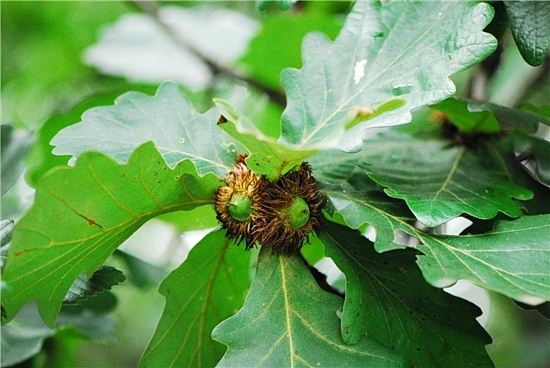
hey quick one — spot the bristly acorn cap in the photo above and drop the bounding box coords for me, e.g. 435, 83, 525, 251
215, 159, 324, 255
215, 160, 262, 249
251, 163, 324, 255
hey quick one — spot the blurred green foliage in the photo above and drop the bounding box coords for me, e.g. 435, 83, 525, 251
1, 1, 549, 367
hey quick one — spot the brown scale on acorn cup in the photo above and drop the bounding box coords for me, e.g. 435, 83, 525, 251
215, 157, 324, 255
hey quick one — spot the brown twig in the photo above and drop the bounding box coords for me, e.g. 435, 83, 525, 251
128, 0, 287, 107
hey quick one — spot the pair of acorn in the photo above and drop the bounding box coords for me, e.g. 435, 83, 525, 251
215, 156, 324, 255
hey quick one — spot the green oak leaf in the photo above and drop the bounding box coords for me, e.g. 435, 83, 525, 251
317, 171, 549, 303
417, 214, 550, 304
355, 129, 532, 227
319, 220, 493, 367
324, 191, 550, 304
51, 82, 236, 178
139, 230, 251, 368
25, 85, 158, 187
310, 144, 416, 253
212, 249, 406, 367
323, 189, 416, 253
279, 1, 496, 152
63, 266, 126, 305
504, 1, 550, 66
214, 99, 311, 179
2, 142, 221, 327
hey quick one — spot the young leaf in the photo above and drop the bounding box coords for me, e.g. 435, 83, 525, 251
279, 1, 496, 152
214, 99, 311, 179
139, 230, 251, 368
63, 266, 126, 305
212, 249, 406, 367
51, 82, 236, 178
503, 1, 550, 66
417, 214, 550, 304
319, 220, 493, 367
2, 142, 221, 327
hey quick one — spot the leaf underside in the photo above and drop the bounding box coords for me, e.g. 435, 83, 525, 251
63, 266, 126, 305
51, 82, 236, 178
2, 143, 220, 327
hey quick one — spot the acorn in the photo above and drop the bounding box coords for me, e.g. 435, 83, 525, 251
215, 160, 262, 249
251, 163, 324, 255
215, 159, 324, 255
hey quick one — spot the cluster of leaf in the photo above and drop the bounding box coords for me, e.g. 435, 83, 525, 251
2, 1, 549, 367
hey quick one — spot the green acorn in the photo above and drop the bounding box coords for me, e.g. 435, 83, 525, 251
251, 163, 324, 255
215, 159, 324, 255
215, 159, 261, 249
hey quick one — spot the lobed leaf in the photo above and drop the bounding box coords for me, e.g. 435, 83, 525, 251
310, 117, 533, 227
139, 230, 251, 368
324, 189, 550, 303
25, 85, 158, 187
504, 1, 550, 66
323, 189, 416, 253
316, 125, 533, 227
417, 214, 550, 304
212, 249, 406, 367
319, 220, 493, 367
63, 266, 126, 305
279, 1, 496, 152
51, 82, 236, 178
314, 142, 549, 303
2, 142, 221, 327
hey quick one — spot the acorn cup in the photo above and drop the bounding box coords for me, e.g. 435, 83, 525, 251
215, 159, 324, 255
